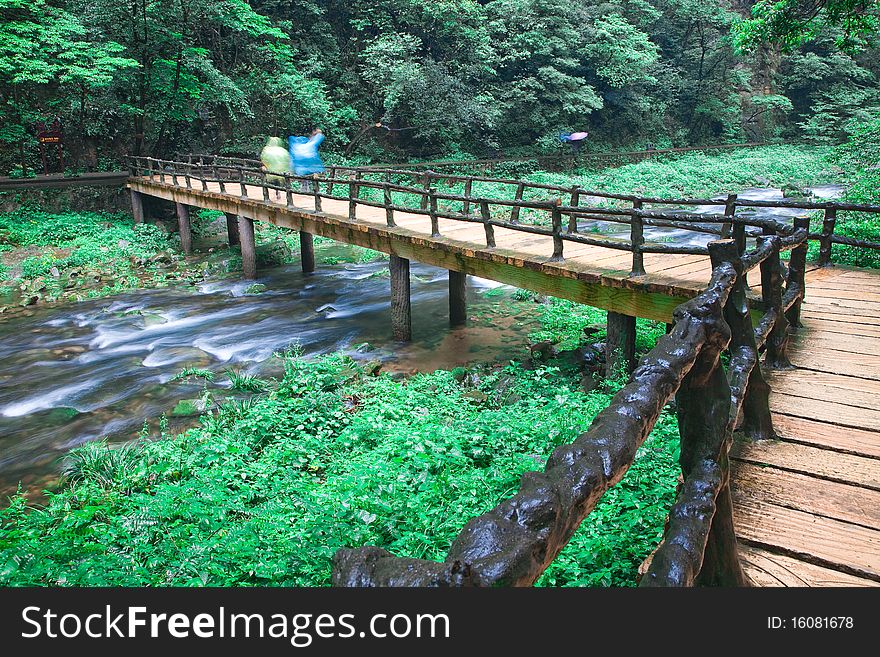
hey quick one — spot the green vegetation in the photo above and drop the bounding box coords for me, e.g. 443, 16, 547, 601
568, 145, 839, 198
821, 116, 880, 267
0, 209, 188, 306
3, 0, 879, 173
170, 368, 215, 383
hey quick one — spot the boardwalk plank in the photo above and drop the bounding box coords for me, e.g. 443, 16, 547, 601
765, 369, 880, 408
739, 545, 880, 587
735, 498, 880, 581
769, 392, 880, 429
731, 462, 880, 529
770, 414, 880, 459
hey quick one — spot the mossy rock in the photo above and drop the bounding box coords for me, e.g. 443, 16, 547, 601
244, 283, 267, 295
255, 240, 293, 267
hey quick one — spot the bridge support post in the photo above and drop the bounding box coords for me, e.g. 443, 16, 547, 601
300, 231, 315, 273
449, 270, 467, 327
237, 215, 257, 280
130, 189, 144, 224
225, 212, 240, 247
606, 311, 636, 377
390, 255, 412, 342
175, 202, 192, 255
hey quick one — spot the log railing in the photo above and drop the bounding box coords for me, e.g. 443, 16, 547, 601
328, 227, 809, 586
129, 155, 880, 278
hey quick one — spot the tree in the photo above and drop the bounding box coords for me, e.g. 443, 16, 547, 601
735, 0, 880, 52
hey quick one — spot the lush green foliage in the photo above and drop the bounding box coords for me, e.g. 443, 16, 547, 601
820, 116, 880, 266
3, 0, 879, 173
0, 351, 679, 587
0, 209, 184, 304
735, 0, 880, 53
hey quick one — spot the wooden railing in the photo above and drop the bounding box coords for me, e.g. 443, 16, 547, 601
129, 155, 880, 276
329, 227, 809, 587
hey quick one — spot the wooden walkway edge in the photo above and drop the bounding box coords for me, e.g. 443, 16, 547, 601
732, 265, 880, 587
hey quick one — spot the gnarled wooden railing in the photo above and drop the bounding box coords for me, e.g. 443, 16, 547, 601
128, 155, 880, 278
329, 227, 809, 587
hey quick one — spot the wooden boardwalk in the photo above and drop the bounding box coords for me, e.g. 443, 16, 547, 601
733, 265, 880, 586
130, 172, 880, 587
129, 176, 713, 322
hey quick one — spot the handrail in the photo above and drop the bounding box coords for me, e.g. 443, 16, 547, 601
127, 154, 880, 276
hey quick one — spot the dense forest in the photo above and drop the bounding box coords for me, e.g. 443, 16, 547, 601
2, 0, 880, 172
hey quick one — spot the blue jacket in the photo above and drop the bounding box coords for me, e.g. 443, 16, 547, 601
289, 134, 325, 176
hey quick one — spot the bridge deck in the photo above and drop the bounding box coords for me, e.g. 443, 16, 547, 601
733, 265, 880, 586
129, 176, 711, 322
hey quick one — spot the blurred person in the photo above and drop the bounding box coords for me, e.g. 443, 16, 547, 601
260, 136, 293, 200
289, 128, 325, 192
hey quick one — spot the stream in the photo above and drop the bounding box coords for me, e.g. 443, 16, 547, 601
0, 185, 842, 502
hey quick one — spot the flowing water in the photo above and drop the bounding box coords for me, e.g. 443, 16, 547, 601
0, 185, 842, 502
0, 260, 534, 500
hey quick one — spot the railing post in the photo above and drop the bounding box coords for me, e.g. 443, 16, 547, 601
259, 169, 269, 201
285, 174, 294, 208
567, 186, 580, 233
550, 202, 564, 261
384, 183, 394, 227
675, 319, 748, 586
481, 201, 495, 247
184, 162, 192, 189
709, 240, 775, 442
785, 216, 810, 328
819, 207, 837, 266
327, 166, 336, 196
510, 182, 525, 223
239, 168, 248, 199
630, 200, 645, 276
171, 163, 178, 187
312, 174, 322, 212
420, 172, 431, 210
429, 187, 440, 237
349, 179, 359, 221
721, 193, 737, 239
463, 178, 472, 217
759, 230, 791, 369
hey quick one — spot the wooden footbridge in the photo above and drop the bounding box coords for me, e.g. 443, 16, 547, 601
18, 154, 880, 586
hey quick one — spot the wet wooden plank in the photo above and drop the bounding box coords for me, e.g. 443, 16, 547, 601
735, 498, 880, 581
766, 369, 880, 409
733, 439, 880, 490
731, 461, 880, 529
770, 414, 880, 459
739, 545, 880, 587
786, 348, 880, 380
769, 391, 880, 429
